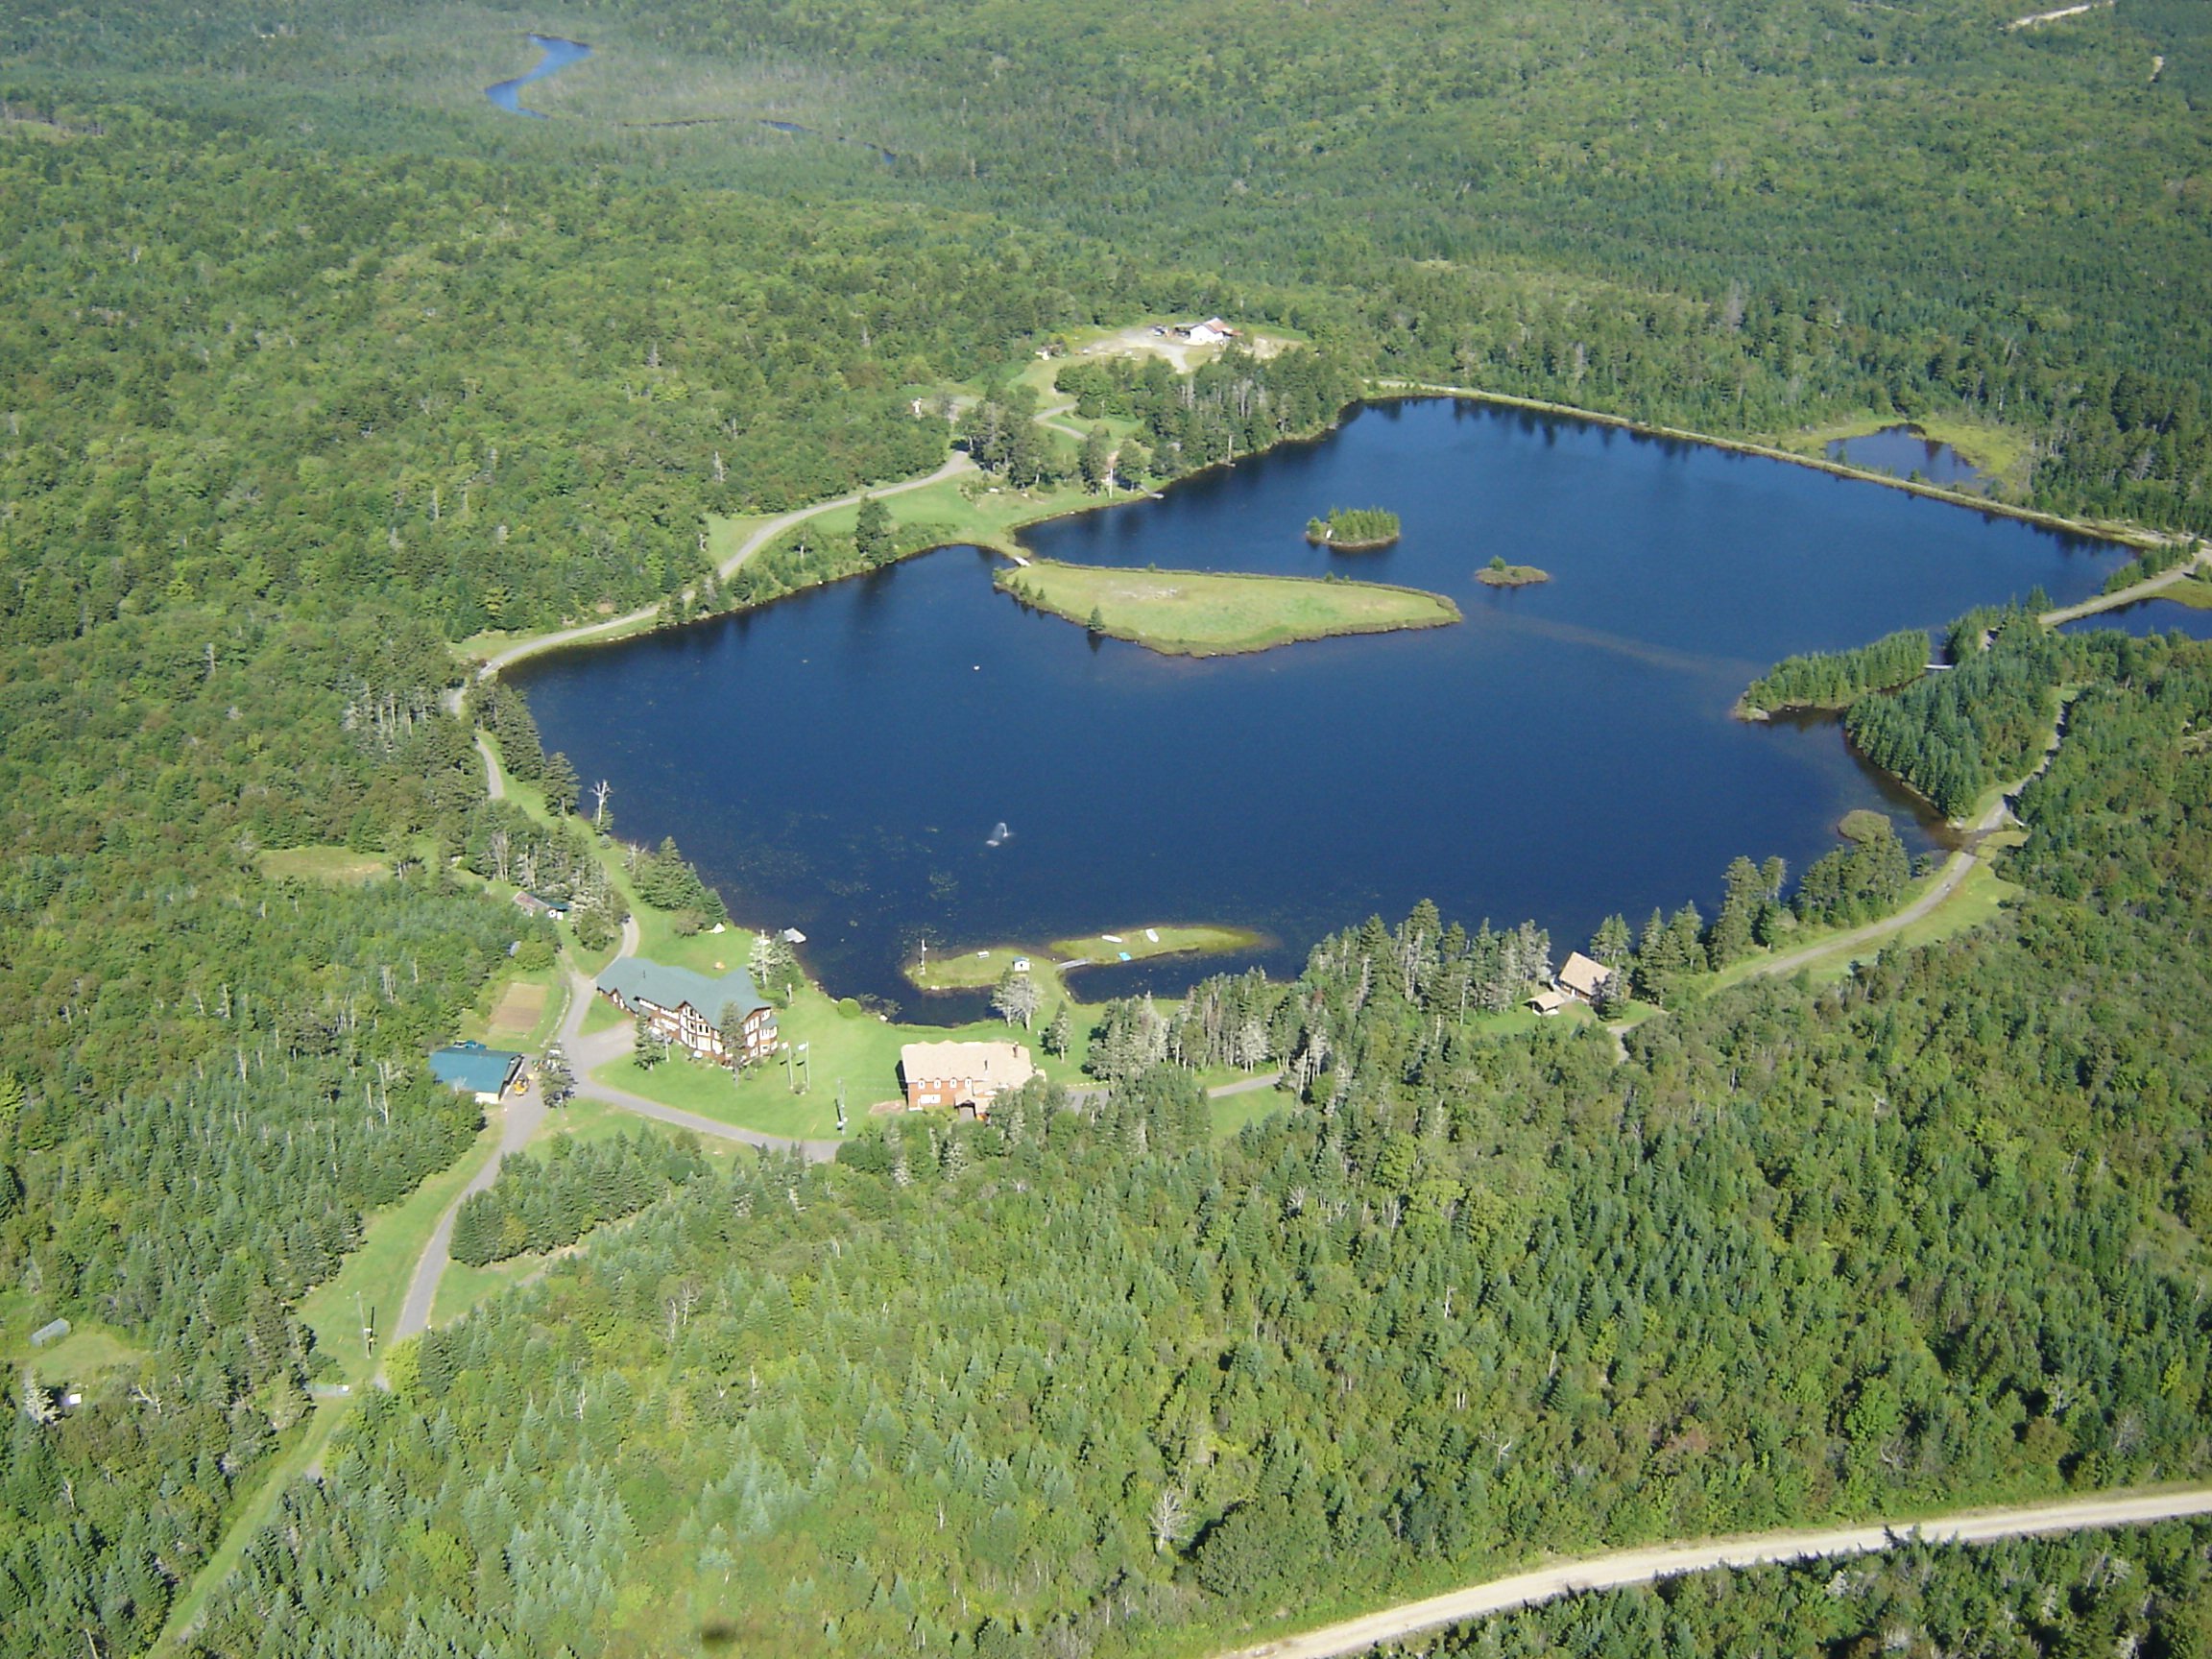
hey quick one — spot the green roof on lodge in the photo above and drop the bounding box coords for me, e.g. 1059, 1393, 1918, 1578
428, 1041, 523, 1095
596, 957, 769, 1022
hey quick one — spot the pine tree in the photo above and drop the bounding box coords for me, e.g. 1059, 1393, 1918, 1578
854, 495, 894, 567
541, 751, 581, 816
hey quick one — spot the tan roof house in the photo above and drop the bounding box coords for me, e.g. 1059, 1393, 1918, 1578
1555, 951, 1616, 1002
1527, 988, 1570, 1017
900, 1041, 1036, 1118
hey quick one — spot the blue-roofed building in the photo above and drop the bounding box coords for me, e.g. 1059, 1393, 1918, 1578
595, 957, 778, 1066
428, 1041, 524, 1103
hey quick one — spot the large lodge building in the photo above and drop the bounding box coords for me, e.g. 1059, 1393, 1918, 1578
596, 958, 778, 1065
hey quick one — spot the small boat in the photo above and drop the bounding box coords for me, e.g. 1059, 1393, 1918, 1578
986, 821, 1010, 848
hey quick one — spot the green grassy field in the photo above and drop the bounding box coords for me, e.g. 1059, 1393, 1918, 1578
908, 943, 1069, 995
1210, 1086, 1294, 1142
1000, 559, 1459, 657
2157, 576, 2212, 610
723, 470, 1104, 563
907, 924, 1262, 995
1779, 412, 2035, 490
595, 981, 1062, 1138
256, 845, 391, 884
0, 1300, 146, 1381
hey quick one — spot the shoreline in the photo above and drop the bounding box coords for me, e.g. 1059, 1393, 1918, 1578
1368, 381, 2158, 549
459, 384, 2157, 686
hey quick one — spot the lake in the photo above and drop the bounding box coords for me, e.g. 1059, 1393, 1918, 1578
514, 398, 2123, 1013
2061, 596, 2212, 640
486, 35, 591, 118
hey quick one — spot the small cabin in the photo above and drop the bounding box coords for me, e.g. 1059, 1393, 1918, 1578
1554, 952, 1616, 1003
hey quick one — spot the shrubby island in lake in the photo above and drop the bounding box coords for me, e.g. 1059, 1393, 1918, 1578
1477, 554, 1551, 588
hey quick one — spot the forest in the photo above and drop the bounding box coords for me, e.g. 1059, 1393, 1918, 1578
1738, 630, 1933, 716
2, 0, 2210, 1653
144, 629, 2212, 1657
1429, 1520, 2212, 1658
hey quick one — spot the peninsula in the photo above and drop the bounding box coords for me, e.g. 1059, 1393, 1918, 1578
998, 559, 1458, 657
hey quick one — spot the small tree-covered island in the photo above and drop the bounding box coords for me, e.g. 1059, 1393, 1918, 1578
1305, 505, 1403, 549
1477, 554, 1551, 588
998, 558, 1458, 655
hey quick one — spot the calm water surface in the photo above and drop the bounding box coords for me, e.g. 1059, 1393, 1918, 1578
2060, 597, 2212, 641
517, 400, 2122, 1010
1824, 425, 1989, 493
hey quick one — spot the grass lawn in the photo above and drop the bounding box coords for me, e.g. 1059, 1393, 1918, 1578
1777, 412, 2033, 485
909, 944, 1070, 996
597, 983, 1063, 1139
1048, 922, 1265, 966
581, 997, 625, 1036
1001, 559, 1459, 657
430, 1255, 540, 1327
0, 1300, 146, 1381
1212, 1085, 1294, 1141
725, 471, 1106, 562
2158, 576, 2212, 610
257, 845, 389, 884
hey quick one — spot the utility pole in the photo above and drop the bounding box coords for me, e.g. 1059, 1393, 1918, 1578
836, 1078, 848, 1134
356, 1291, 374, 1365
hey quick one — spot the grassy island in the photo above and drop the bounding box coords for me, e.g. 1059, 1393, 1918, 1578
904, 924, 1264, 993
1305, 506, 1402, 549
1477, 557, 1551, 588
998, 559, 1457, 656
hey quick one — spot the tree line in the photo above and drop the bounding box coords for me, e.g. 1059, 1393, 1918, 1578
183, 624, 2212, 1652
449, 1130, 713, 1268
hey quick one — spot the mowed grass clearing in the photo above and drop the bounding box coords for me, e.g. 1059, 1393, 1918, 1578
594, 979, 1081, 1139
999, 560, 1459, 657
257, 845, 389, 884
484, 979, 549, 1042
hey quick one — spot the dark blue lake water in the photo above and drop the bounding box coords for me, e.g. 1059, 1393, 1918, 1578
1824, 425, 1989, 493
515, 399, 2123, 1011
2061, 597, 2212, 640
486, 35, 591, 117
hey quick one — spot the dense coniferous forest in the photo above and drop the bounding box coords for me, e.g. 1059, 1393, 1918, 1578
1431, 1521, 2212, 1657
1739, 630, 1934, 715
448, 1130, 711, 1267
2, 0, 2211, 1653
164, 629, 2212, 1657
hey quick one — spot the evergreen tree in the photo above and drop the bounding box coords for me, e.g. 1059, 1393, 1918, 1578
542, 751, 581, 816
854, 495, 894, 568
